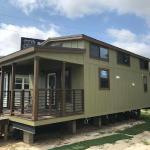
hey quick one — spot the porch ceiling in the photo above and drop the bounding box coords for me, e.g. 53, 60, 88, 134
0, 46, 85, 66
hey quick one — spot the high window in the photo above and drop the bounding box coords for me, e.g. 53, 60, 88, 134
99, 69, 110, 89
90, 44, 109, 61
117, 52, 130, 66
143, 76, 148, 92
140, 59, 149, 70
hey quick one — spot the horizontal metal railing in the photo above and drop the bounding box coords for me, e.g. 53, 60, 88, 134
1, 89, 84, 120
38, 89, 84, 117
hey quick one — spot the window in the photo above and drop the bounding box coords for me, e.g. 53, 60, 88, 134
99, 69, 110, 89
90, 44, 99, 59
117, 52, 130, 66
15, 78, 22, 89
24, 77, 29, 89
15, 76, 29, 90
140, 59, 149, 70
90, 44, 109, 61
100, 47, 109, 60
143, 76, 148, 92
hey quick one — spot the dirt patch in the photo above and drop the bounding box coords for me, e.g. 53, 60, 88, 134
0, 120, 145, 150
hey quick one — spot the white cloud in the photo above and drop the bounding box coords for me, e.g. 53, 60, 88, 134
9, 0, 150, 20
107, 28, 150, 58
9, 0, 39, 15
0, 23, 60, 56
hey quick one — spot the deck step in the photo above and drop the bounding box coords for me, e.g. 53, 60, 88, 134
0, 116, 9, 140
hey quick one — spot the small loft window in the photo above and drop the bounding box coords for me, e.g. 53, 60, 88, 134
100, 47, 109, 60
117, 52, 130, 66
99, 69, 110, 89
143, 76, 148, 92
90, 44, 99, 58
90, 44, 109, 61
140, 59, 149, 70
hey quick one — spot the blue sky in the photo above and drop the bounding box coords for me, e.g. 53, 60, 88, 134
0, 0, 150, 57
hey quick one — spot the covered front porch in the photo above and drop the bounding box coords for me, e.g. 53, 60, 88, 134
0, 46, 85, 121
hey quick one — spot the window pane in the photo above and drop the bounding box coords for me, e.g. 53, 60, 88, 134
24, 84, 29, 89
15, 78, 22, 84
101, 78, 109, 88
100, 70, 108, 78
24, 77, 29, 84
100, 47, 108, 60
90, 44, 99, 58
140, 59, 148, 70
15, 84, 22, 89
143, 76, 148, 92
118, 52, 130, 65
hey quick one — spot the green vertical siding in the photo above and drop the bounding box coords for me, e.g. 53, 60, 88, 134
84, 41, 150, 118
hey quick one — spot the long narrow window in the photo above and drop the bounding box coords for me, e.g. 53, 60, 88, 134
99, 69, 110, 89
143, 76, 148, 92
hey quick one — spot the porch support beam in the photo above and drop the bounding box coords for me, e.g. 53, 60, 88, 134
61, 61, 66, 116
32, 56, 39, 121
7, 72, 10, 109
0, 67, 4, 114
10, 63, 16, 115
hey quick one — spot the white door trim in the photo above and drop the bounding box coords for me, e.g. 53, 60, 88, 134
47, 73, 56, 89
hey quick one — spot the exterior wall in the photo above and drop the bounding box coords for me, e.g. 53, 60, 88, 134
83, 41, 150, 118
71, 65, 84, 89
38, 52, 84, 65
48, 40, 85, 49
4, 38, 150, 127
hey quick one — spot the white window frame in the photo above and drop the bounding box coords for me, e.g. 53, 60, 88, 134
15, 75, 29, 90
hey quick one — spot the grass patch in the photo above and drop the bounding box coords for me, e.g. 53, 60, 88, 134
118, 113, 150, 136
49, 134, 131, 150
49, 111, 150, 150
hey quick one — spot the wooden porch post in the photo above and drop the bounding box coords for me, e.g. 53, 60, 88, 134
7, 72, 10, 109
10, 63, 16, 115
32, 56, 39, 121
0, 67, 4, 114
61, 62, 66, 116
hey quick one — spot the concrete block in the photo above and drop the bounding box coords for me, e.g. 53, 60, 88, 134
23, 131, 34, 144
68, 120, 76, 134
93, 117, 102, 128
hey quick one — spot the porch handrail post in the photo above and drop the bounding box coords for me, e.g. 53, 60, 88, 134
0, 67, 4, 114
10, 63, 16, 115
61, 61, 66, 116
32, 56, 39, 121
21, 90, 24, 114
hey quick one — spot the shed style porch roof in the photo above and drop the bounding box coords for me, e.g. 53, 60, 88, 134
0, 46, 85, 66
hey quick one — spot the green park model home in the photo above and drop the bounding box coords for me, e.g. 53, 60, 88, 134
0, 34, 150, 143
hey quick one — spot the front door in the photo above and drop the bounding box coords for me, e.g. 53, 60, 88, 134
47, 73, 56, 105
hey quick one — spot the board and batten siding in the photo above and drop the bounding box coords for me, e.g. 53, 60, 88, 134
83, 41, 150, 118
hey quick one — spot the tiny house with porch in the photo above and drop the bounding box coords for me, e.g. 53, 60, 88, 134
0, 34, 150, 143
